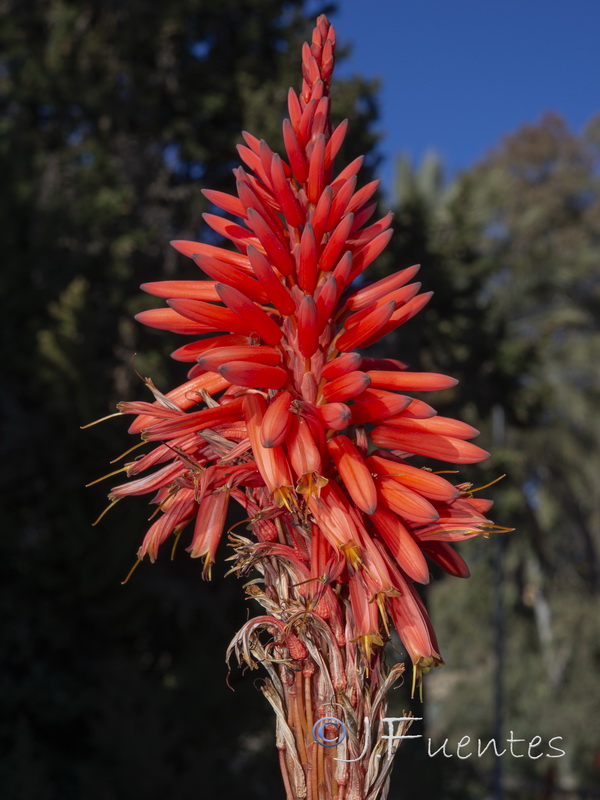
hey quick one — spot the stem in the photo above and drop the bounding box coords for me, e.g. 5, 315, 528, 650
230, 518, 406, 799
332, 775, 339, 800
278, 748, 295, 800
304, 672, 314, 731
316, 731, 325, 796
292, 671, 308, 768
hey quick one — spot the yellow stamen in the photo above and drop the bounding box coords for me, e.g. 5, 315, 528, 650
354, 632, 383, 665
341, 541, 363, 570
227, 516, 254, 535
272, 486, 295, 512
170, 529, 183, 560
203, 553, 213, 580
147, 496, 171, 522
411, 656, 438, 699
471, 474, 507, 493
147, 487, 178, 522
296, 471, 328, 502
80, 412, 122, 429
121, 558, 141, 585
291, 575, 327, 588
363, 635, 371, 664
147, 505, 162, 522
376, 593, 391, 636
482, 524, 515, 535
109, 441, 146, 464
92, 497, 121, 526
85, 466, 128, 487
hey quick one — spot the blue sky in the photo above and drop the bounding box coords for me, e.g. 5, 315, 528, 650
327, 0, 600, 198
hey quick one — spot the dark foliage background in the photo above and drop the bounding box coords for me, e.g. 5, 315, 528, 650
2, 1, 599, 798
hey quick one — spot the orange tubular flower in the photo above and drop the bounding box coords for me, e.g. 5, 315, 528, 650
327, 434, 377, 515
95, 16, 499, 755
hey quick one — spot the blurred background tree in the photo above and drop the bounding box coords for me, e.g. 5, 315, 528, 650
2, 0, 599, 797
0, 2, 380, 798
383, 113, 600, 797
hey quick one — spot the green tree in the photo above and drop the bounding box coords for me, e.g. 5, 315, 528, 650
0, 3, 381, 797
383, 115, 600, 797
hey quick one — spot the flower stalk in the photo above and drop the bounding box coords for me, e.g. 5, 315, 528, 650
91, 13, 499, 800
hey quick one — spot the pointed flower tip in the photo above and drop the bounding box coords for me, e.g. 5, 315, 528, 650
170, 239, 193, 256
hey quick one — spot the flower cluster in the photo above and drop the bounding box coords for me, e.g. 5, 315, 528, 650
100, 14, 495, 685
